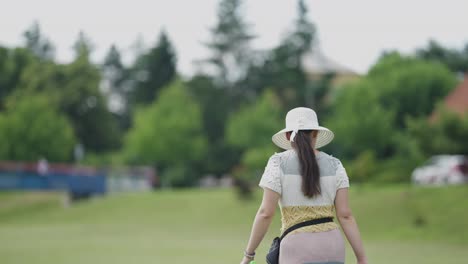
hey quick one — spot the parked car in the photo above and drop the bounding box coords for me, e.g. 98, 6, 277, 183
412, 155, 468, 185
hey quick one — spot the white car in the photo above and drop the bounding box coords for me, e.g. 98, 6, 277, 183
411, 155, 468, 185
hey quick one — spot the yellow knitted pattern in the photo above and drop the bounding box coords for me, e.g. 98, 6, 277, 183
280, 205, 338, 235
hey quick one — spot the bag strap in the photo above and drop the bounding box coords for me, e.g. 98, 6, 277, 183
279, 217, 333, 240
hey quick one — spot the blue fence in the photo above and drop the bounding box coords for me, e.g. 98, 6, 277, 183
0, 161, 157, 200
0, 172, 107, 196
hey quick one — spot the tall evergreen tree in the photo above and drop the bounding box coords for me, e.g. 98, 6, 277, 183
289, 0, 316, 56
187, 74, 237, 175
102, 45, 131, 129
22, 21, 55, 60
271, 0, 316, 108
62, 35, 121, 152
242, 0, 316, 109
103, 45, 125, 90
130, 30, 176, 105
203, 0, 254, 88
73, 31, 94, 61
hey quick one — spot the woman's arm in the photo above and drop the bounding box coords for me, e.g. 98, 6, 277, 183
241, 188, 280, 264
335, 188, 368, 264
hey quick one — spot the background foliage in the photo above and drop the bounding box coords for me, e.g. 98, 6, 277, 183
0, 0, 467, 188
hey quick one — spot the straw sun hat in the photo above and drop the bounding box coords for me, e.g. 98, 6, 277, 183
272, 107, 334, 150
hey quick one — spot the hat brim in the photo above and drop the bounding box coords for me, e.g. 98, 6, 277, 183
272, 127, 334, 150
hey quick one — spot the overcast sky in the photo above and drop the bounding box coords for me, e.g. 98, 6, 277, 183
1, 0, 467, 75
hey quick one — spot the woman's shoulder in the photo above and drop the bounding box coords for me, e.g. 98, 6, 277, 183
274, 149, 295, 157
269, 149, 341, 161
268, 150, 345, 172
269, 149, 295, 164
263, 150, 294, 172
317, 151, 345, 172
318, 151, 339, 161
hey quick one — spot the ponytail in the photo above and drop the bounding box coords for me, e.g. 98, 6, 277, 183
292, 130, 321, 198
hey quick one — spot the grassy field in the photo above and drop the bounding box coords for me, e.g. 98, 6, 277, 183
0, 185, 467, 264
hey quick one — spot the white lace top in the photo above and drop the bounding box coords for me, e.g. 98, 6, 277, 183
258, 149, 350, 234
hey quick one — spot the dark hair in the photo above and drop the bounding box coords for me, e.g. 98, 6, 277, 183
289, 130, 321, 198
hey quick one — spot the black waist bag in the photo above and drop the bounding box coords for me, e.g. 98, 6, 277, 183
266, 217, 333, 264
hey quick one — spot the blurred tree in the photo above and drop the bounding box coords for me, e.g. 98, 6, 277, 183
22, 21, 55, 60
416, 40, 468, 74
102, 45, 132, 130
306, 72, 335, 118
406, 108, 468, 156
188, 75, 229, 141
103, 45, 127, 106
124, 81, 207, 185
368, 52, 456, 128
327, 52, 456, 160
0, 95, 75, 161
326, 80, 396, 159
287, 0, 316, 56
130, 34, 146, 58
0, 47, 36, 110
196, 0, 266, 176
203, 0, 254, 88
226, 90, 282, 150
130, 30, 177, 105
61, 46, 122, 152
73, 31, 94, 60
9, 33, 122, 153
2, 22, 55, 109
345, 150, 378, 183
225, 90, 282, 195
240, 0, 317, 110
187, 74, 238, 175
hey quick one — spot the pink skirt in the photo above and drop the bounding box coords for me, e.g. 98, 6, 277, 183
279, 228, 345, 264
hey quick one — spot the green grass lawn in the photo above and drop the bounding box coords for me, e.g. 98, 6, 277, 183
0, 185, 467, 264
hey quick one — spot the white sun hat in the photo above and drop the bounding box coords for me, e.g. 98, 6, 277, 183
272, 107, 334, 150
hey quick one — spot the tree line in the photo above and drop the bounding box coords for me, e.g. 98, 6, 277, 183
1, 0, 467, 189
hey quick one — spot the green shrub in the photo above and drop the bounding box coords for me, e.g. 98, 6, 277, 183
346, 150, 378, 183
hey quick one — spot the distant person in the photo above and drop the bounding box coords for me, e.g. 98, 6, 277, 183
240, 107, 367, 264
37, 157, 49, 176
